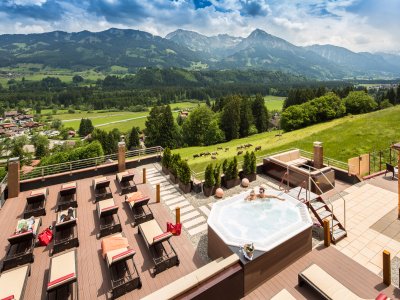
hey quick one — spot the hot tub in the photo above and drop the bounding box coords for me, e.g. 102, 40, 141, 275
207, 189, 313, 294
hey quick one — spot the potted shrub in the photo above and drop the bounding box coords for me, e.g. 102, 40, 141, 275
214, 163, 221, 188
161, 147, 171, 175
178, 160, 192, 193
223, 157, 240, 189
203, 163, 216, 197
241, 151, 257, 182
169, 154, 181, 184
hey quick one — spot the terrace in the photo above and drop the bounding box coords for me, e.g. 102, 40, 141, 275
0, 142, 399, 299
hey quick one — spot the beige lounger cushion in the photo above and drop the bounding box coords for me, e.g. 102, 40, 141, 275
271, 289, 296, 300
117, 171, 129, 183
301, 264, 363, 300
30, 188, 47, 197
139, 219, 163, 246
97, 198, 117, 218
0, 264, 30, 300
48, 250, 77, 290
61, 182, 76, 190
11, 217, 41, 239
56, 208, 77, 225
105, 247, 136, 267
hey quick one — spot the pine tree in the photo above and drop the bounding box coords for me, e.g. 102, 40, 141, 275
252, 94, 268, 133
220, 95, 241, 141
128, 127, 140, 150
386, 88, 396, 105
78, 118, 94, 137
396, 84, 400, 105
239, 98, 253, 137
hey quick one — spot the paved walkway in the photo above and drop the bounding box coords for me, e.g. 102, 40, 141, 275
146, 167, 210, 237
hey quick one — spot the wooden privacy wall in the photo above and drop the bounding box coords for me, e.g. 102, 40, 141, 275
348, 154, 370, 176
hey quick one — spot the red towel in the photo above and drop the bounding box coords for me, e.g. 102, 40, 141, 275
167, 222, 182, 236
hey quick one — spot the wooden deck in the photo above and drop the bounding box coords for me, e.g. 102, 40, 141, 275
245, 245, 399, 300
0, 167, 205, 299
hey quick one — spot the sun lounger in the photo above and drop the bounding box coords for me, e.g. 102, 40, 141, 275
125, 192, 153, 226
298, 264, 364, 299
47, 249, 78, 300
24, 188, 48, 218
52, 208, 79, 255
1, 217, 41, 272
93, 177, 112, 202
101, 233, 141, 298
0, 264, 31, 300
271, 289, 296, 300
138, 219, 179, 276
57, 182, 77, 211
116, 171, 136, 195
96, 198, 122, 238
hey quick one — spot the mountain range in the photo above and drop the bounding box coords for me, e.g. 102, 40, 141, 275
0, 28, 399, 80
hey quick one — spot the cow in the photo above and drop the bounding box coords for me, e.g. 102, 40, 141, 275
236, 146, 243, 150
225, 147, 229, 152
211, 155, 217, 160
204, 151, 211, 156
211, 151, 218, 155
237, 151, 243, 155
217, 147, 223, 151
255, 146, 261, 151
193, 154, 199, 159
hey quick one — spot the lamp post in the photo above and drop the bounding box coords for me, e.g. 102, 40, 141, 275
392, 143, 400, 219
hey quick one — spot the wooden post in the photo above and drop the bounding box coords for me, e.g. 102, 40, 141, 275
142, 168, 146, 184
7, 157, 20, 198
323, 219, 331, 247
383, 250, 391, 286
156, 184, 160, 203
176, 207, 180, 224
398, 151, 400, 218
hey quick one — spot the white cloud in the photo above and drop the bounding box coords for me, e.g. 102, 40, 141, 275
7, 0, 47, 6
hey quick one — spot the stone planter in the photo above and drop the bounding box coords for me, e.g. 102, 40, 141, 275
203, 185, 216, 197
222, 178, 241, 189
162, 165, 169, 175
169, 173, 178, 184
243, 173, 257, 182
179, 181, 191, 194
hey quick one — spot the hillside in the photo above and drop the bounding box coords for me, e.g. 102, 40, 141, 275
1, 28, 400, 79
174, 106, 400, 174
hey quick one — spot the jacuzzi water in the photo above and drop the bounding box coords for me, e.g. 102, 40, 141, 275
207, 189, 312, 252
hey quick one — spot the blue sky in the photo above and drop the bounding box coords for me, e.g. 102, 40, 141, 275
0, 0, 399, 53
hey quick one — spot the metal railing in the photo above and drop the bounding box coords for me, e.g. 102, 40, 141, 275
0, 173, 8, 208
299, 150, 349, 171
126, 146, 163, 161
369, 147, 399, 174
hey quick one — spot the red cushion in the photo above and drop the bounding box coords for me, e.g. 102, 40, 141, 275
101, 205, 118, 212
375, 293, 387, 300
153, 232, 172, 244
2, 295, 15, 300
111, 249, 136, 263
47, 272, 75, 288
9, 230, 33, 238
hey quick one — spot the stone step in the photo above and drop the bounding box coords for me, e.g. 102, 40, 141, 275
160, 187, 177, 196
183, 216, 206, 229
164, 196, 186, 206
170, 200, 190, 210
173, 205, 194, 215
162, 193, 182, 201
180, 211, 200, 222
188, 223, 207, 236
148, 175, 165, 182
150, 179, 168, 185
199, 206, 211, 217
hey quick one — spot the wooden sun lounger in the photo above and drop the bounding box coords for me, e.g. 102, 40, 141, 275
47, 249, 78, 300
0, 264, 31, 300
271, 289, 296, 300
52, 208, 79, 256
298, 264, 365, 300
116, 172, 136, 195
93, 177, 112, 202
138, 219, 179, 276
102, 233, 141, 298
57, 182, 77, 211
24, 188, 48, 218
1, 217, 41, 272
125, 192, 153, 226
96, 198, 122, 238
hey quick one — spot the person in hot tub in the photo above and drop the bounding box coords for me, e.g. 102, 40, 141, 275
258, 187, 285, 201
246, 189, 257, 201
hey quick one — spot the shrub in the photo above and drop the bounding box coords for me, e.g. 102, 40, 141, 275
204, 164, 215, 188
343, 91, 377, 114
169, 154, 181, 176
225, 157, 239, 180
242, 152, 251, 175
178, 161, 191, 185
222, 159, 228, 174
214, 163, 221, 187
250, 152, 257, 174
162, 147, 172, 168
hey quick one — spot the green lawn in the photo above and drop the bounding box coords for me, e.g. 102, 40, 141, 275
264, 95, 285, 111
174, 106, 400, 175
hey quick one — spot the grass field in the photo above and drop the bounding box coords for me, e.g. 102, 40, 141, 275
174, 106, 400, 175
56, 101, 201, 132
264, 95, 285, 111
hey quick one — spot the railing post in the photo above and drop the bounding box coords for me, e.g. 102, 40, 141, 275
379, 151, 382, 171
156, 184, 160, 203
323, 219, 331, 247
69, 162, 72, 176
7, 157, 20, 198
118, 142, 126, 173
143, 168, 146, 184
41, 168, 44, 181
176, 207, 180, 224
383, 250, 391, 285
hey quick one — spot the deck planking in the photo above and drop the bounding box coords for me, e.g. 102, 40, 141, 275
0, 167, 205, 300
